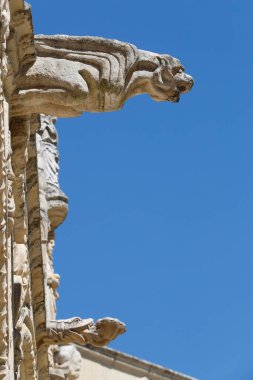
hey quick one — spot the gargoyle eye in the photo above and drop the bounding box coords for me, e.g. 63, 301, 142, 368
173, 66, 184, 75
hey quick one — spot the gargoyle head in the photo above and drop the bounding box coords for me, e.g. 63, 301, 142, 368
151, 55, 194, 103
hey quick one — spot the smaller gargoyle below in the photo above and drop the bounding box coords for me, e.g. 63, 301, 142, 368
44, 317, 126, 347
53, 345, 82, 380
11, 35, 194, 117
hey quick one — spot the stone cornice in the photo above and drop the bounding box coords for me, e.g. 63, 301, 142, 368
77, 345, 198, 380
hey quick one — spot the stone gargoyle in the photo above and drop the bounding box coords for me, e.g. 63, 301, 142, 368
11, 35, 194, 117
44, 317, 126, 347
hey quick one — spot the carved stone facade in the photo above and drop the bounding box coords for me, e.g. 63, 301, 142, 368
0, 1, 193, 379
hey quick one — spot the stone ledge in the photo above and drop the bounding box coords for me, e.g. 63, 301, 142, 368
76, 345, 197, 380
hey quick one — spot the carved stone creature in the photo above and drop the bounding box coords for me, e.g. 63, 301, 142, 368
54, 346, 82, 380
11, 35, 194, 117
45, 317, 126, 347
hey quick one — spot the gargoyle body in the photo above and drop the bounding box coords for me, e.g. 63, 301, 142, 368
11, 35, 193, 117
44, 317, 126, 347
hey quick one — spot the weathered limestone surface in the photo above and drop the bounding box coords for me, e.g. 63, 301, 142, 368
11, 34, 193, 117
77, 346, 197, 380
0, 0, 194, 379
0, 0, 14, 377
37, 115, 68, 229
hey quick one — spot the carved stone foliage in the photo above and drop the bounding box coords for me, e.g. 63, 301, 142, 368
11, 34, 193, 117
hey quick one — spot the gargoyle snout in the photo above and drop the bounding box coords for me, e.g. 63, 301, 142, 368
186, 75, 194, 90
177, 74, 194, 94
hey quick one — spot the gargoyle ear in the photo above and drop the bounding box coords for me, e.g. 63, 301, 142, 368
156, 56, 168, 67
156, 56, 163, 65
153, 64, 173, 90
153, 66, 164, 85
160, 66, 172, 81
153, 62, 167, 79
155, 57, 171, 77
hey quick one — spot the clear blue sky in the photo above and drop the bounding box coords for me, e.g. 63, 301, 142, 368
29, 1, 253, 379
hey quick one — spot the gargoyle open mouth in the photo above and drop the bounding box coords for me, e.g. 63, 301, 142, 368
168, 90, 180, 103
178, 80, 194, 94
178, 85, 187, 93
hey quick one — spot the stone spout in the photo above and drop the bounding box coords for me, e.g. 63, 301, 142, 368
43, 317, 126, 347
11, 35, 194, 117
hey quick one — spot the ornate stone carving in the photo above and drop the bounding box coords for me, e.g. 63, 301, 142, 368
54, 346, 82, 380
0, 0, 13, 377
46, 234, 60, 320
10, 116, 38, 379
26, 114, 51, 379
38, 115, 85, 380
45, 317, 126, 347
7, 10, 40, 377
13, 243, 37, 379
10, 117, 30, 244
11, 35, 193, 117
45, 232, 59, 368
38, 115, 68, 229
33, 114, 126, 378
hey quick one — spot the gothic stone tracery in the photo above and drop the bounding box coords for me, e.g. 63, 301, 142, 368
0, 0, 193, 378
